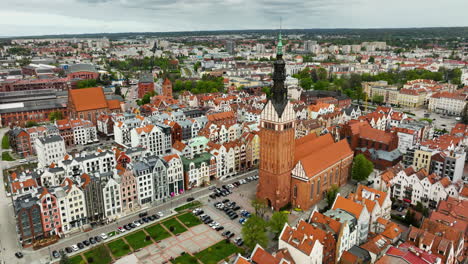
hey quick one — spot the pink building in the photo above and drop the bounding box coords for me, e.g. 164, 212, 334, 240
39, 188, 62, 237
120, 170, 138, 212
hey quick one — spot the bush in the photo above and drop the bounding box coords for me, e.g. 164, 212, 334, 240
87, 257, 94, 263
2, 134, 9, 149
145, 235, 151, 241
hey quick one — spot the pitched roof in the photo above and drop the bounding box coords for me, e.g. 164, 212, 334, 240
296, 136, 353, 177
69, 87, 108, 111
333, 195, 365, 218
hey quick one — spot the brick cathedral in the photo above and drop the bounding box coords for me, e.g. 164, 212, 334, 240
256, 33, 354, 211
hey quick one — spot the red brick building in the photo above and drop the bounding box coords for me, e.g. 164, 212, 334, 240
206, 111, 237, 126
65, 64, 99, 80
290, 134, 353, 210
137, 73, 155, 98
9, 129, 32, 157
342, 121, 401, 169
164, 120, 182, 144
162, 78, 173, 97
68, 87, 122, 124
0, 77, 70, 92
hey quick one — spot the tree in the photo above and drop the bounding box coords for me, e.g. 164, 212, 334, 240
269, 212, 288, 238
114, 85, 122, 96
368, 56, 375, 63
317, 67, 328, 81
76, 79, 98, 88
17, 58, 31, 67
326, 184, 339, 209
300, 77, 313, 90
462, 104, 468, 125
49, 111, 63, 122
242, 215, 268, 251
351, 154, 374, 182
372, 95, 384, 105
251, 198, 268, 217
25, 121, 39, 128
193, 61, 201, 72
59, 254, 71, 264
262, 87, 271, 98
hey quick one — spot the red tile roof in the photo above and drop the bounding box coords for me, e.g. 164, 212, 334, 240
69, 87, 109, 111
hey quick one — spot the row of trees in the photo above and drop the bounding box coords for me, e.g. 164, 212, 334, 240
173, 75, 225, 94
107, 57, 171, 72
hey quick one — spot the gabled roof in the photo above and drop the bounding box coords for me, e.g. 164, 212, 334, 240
69, 87, 108, 111
333, 195, 365, 219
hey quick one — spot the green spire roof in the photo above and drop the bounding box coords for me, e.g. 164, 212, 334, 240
277, 32, 283, 56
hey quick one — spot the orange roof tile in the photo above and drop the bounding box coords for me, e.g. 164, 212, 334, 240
69, 87, 108, 112
333, 195, 365, 218
107, 99, 121, 110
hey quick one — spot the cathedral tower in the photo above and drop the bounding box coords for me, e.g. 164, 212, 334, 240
256, 32, 296, 210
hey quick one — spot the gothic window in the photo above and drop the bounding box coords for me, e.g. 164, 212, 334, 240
310, 183, 314, 199
317, 178, 321, 194
293, 185, 297, 198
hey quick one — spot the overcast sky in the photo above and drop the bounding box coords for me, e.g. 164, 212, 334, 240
1, 0, 467, 37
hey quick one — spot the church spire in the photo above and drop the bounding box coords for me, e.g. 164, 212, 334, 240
270, 29, 287, 116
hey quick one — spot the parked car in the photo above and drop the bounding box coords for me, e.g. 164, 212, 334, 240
83, 240, 91, 246
71, 245, 79, 251
222, 231, 231, 237
52, 250, 60, 258
65, 247, 73, 254
215, 225, 224, 231
95, 236, 102, 242
15, 252, 24, 259
133, 220, 141, 227
157, 212, 164, 217
119, 226, 127, 232
89, 237, 96, 244
139, 211, 148, 218
130, 223, 137, 228
187, 197, 195, 202
77, 243, 84, 249
100, 233, 108, 240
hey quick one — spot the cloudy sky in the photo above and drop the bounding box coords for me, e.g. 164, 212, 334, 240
1, 0, 467, 37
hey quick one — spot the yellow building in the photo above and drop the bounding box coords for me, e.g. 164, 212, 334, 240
412, 149, 432, 171
397, 89, 426, 108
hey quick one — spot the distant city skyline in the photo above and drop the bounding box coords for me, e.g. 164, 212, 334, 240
1, 0, 467, 37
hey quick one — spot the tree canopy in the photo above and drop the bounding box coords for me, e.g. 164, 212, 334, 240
352, 154, 374, 182
326, 184, 340, 210
242, 215, 268, 251
76, 79, 98, 89
49, 111, 63, 122
269, 212, 288, 239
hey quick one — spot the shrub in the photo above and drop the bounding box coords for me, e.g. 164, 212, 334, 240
87, 257, 94, 263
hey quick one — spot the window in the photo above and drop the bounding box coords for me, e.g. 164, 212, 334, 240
293, 185, 297, 198
310, 183, 314, 199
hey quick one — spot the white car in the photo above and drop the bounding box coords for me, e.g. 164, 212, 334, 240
118, 227, 126, 233
133, 221, 141, 227
157, 212, 164, 217
71, 245, 79, 251
100, 233, 108, 240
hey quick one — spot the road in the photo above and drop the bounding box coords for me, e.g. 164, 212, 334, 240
0, 149, 257, 264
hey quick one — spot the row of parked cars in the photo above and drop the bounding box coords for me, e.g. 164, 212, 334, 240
214, 199, 241, 220
118, 211, 164, 233
208, 175, 259, 199
192, 208, 243, 246
53, 232, 109, 258
53, 211, 164, 259
193, 208, 225, 231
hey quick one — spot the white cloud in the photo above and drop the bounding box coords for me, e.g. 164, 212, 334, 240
0, 0, 466, 36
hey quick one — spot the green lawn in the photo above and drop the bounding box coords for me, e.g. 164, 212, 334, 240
69, 255, 85, 264
145, 223, 171, 241
124, 230, 153, 250
83, 245, 112, 264
1, 134, 9, 149
175, 201, 201, 212
195, 241, 243, 264
107, 238, 132, 258
171, 253, 199, 264
177, 213, 202, 228
162, 218, 188, 235
2, 152, 14, 161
